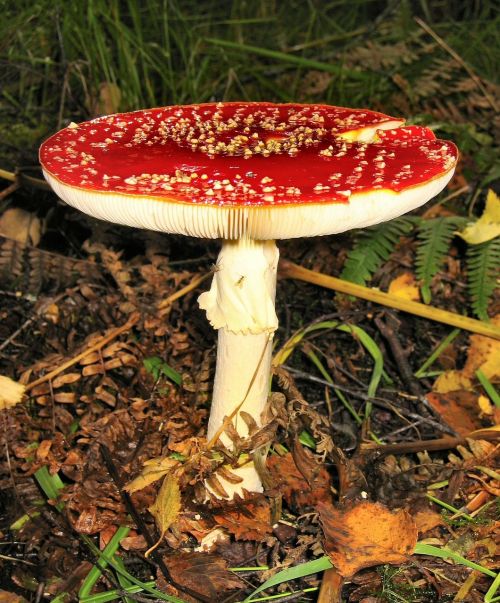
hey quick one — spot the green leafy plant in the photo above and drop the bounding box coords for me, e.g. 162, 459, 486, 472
339, 217, 414, 286
415, 216, 467, 303
143, 356, 182, 385
341, 212, 498, 320
467, 238, 500, 321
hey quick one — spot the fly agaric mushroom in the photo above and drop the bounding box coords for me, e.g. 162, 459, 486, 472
40, 102, 458, 497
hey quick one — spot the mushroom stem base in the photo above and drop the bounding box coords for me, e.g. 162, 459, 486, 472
200, 238, 279, 497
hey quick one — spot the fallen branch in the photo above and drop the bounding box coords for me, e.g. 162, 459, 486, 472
362, 429, 500, 457
0, 168, 51, 191
279, 259, 500, 341
25, 313, 139, 392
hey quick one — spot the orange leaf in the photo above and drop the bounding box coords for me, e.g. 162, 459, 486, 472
318, 500, 418, 578
413, 507, 444, 534
388, 272, 420, 301
426, 391, 483, 436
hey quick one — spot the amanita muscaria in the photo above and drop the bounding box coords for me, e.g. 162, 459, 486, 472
40, 102, 458, 496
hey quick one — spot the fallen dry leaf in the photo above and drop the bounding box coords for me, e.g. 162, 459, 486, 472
463, 324, 500, 381
0, 376, 25, 410
433, 371, 473, 394
318, 500, 418, 578
125, 456, 179, 494
426, 391, 484, 436
214, 496, 273, 541
0, 591, 27, 603
267, 451, 331, 507
164, 552, 244, 598
388, 272, 420, 301
0, 207, 42, 245
413, 507, 444, 534
147, 474, 181, 556
434, 315, 500, 394
457, 189, 500, 244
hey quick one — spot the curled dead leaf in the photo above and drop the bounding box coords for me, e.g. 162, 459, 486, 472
163, 552, 244, 598
267, 451, 331, 507
213, 496, 272, 541
318, 500, 418, 578
0, 207, 42, 246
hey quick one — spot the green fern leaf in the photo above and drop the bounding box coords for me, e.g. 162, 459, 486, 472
415, 217, 467, 303
466, 238, 500, 321
340, 217, 415, 286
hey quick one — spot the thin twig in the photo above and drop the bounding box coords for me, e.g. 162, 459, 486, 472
363, 432, 499, 456
375, 313, 424, 399
415, 17, 497, 112
158, 271, 212, 315
25, 313, 139, 392
0, 290, 71, 353
0, 180, 19, 201
0, 168, 51, 190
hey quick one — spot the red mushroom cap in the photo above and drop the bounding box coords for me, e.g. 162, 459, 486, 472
40, 102, 458, 239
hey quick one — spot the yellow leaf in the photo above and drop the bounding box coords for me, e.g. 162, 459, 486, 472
124, 456, 179, 494
388, 272, 420, 301
146, 475, 181, 557
456, 189, 500, 244
433, 370, 472, 393
477, 395, 494, 416
0, 376, 25, 410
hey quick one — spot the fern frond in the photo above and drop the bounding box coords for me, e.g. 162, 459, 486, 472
466, 238, 500, 321
340, 217, 415, 286
415, 217, 467, 304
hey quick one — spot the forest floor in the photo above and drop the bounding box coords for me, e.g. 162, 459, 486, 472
0, 178, 498, 602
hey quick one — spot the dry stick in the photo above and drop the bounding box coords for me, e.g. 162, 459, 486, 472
24, 313, 140, 392
364, 432, 499, 457
374, 313, 424, 399
25, 271, 208, 392
414, 17, 497, 112
0, 180, 19, 201
0, 168, 51, 191
279, 260, 500, 341
158, 271, 212, 315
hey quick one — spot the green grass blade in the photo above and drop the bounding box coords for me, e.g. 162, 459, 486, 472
485, 571, 500, 603
80, 581, 156, 603
414, 543, 497, 578
34, 466, 65, 511
79, 525, 131, 599
243, 556, 333, 601
338, 325, 383, 399
205, 38, 370, 80
80, 534, 187, 603
414, 329, 460, 378
476, 368, 500, 408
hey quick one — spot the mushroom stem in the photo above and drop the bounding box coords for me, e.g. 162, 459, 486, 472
198, 238, 279, 496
